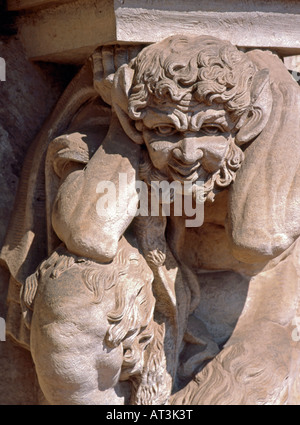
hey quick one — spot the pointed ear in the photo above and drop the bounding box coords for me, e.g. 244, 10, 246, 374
236, 69, 273, 145
92, 47, 114, 106
111, 63, 144, 145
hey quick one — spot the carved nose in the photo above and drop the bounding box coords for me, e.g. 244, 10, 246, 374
172, 137, 204, 164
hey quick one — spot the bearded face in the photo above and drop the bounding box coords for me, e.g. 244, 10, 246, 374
123, 35, 258, 201
136, 97, 244, 202
111, 35, 271, 203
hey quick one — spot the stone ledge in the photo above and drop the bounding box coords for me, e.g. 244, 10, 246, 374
11, 0, 300, 64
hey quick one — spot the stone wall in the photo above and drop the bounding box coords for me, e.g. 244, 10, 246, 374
0, 14, 77, 402
1, 0, 300, 405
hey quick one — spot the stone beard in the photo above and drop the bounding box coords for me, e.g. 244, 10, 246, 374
138, 134, 244, 204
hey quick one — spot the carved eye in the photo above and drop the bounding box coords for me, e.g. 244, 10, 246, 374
154, 125, 177, 136
201, 124, 223, 135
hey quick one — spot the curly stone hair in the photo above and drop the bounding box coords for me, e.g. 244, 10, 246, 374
128, 34, 256, 122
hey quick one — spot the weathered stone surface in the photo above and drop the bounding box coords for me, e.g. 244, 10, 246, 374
0, 35, 76, 405
2, 33, 300, 405
2, 0, 300, 406
0, 37, 76, 247
12, 0, 300, 64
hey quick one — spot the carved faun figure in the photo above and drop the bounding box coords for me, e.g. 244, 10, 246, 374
1, 35, 300, 404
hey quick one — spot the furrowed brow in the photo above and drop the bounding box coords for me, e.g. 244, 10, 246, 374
190, 110, 228, 130
142, 110, 175, 129
143, 108, 187, 131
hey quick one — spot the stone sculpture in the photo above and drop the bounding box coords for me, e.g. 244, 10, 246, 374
1, 34, 300, 405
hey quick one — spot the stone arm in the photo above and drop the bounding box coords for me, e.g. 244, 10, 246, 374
49, 114, 141, 263
227, 51, 300, 264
